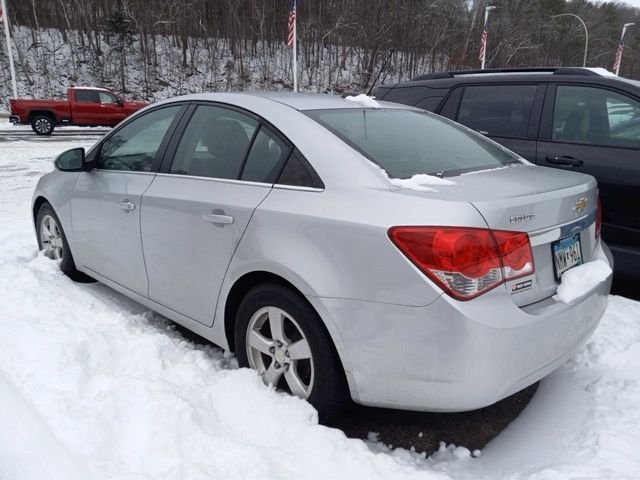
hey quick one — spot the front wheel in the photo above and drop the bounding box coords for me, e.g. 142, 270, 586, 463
31, 115, 55, 135
36, 202, 81, 278
235, 283, 349, 420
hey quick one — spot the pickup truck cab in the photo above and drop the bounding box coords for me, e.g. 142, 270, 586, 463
9, 87, 147, 135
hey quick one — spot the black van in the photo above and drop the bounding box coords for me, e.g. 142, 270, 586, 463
377, 67, 640, 283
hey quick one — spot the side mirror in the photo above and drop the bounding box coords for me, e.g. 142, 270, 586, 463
117, 98, 124, 107
54, 148, 86, 171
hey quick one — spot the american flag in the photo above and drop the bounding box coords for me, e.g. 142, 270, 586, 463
287, 0, 296, 47
479, 17, 489, 62
613, 38, 625, 74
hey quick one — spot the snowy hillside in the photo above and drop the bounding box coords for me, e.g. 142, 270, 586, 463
0, 25, 429, 110
1, 125, 640, 479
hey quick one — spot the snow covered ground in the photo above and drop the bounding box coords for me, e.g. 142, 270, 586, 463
1, 133, 640, 479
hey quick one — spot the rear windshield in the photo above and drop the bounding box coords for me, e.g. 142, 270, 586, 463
304, 108, 523, 178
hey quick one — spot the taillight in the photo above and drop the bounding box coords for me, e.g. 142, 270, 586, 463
595, 197, 602, 238
492, 230, 534, 281
388, 226, 534, 301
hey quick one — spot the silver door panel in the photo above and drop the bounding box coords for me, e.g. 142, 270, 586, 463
140, 174, 271, 325
71, 170, 154, 295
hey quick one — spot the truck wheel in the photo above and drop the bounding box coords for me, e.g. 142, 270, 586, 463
31, 115, 55, 135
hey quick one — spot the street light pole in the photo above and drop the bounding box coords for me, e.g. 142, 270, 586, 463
480, 6, 496, 70
614, 23, 635, 76
551, 13, 589, 68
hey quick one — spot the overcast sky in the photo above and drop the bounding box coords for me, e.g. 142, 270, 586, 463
596, 0, 640, 8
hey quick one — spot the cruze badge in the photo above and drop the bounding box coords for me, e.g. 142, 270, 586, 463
573, 197, 588, 214
510, 213, 535, 224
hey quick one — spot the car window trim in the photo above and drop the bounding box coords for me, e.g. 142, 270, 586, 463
93, 102, 189, 173
155, 171, 273, 188
272, 184, 324, 192
452, 82, 542, 141
540, 82, 640, 150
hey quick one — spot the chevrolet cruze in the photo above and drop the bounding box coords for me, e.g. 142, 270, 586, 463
32, 92, 613, 419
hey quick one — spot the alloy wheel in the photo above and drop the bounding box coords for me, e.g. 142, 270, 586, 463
39, 214, 64, 260
245, 306, 314, 398
34, 118, 52, 134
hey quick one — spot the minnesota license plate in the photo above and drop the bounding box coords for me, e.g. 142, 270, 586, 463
552, 233, 583, 281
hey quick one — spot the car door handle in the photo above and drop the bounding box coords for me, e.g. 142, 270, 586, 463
202, 213, 234, 225
545, 156, 584, 167
117, 200, 136, 212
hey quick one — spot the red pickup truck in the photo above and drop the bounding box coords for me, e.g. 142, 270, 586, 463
9, 87, 147, 135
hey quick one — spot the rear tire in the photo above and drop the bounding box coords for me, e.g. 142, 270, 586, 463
31, 115, 55, 135
36, 202, 88, 281
235, 283, 349, 421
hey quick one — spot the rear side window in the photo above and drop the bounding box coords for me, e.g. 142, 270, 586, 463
277, 149, 324, 189
75, 90, 99, 103
169, 105, 258, 179
415, 97, 444, 112
456, 85, 537, 138
241, 127, 291, 183
378, 87, 429, 107
553, 85, 640, 148
304, 108, 522, 178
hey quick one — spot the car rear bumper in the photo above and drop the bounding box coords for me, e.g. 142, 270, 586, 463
314, 242, 613, 412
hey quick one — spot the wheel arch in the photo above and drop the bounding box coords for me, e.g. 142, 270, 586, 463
28, 110, 57, 122
222, 270, 353, 393
224, 271, 313, 353
32, 195, 50, 225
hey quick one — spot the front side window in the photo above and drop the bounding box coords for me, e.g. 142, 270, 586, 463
305, 108, 522, 178
170, 105, 258, 179
553, 85, 640, 148
98, 106, 181, 171
75, 90, 100, 103
457, 84, 537, 138
99, 91, 118, 104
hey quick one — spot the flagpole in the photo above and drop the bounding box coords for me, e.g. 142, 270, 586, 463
480, 5, 496, 70
615, 23, 634, 76
293, 3, 297, 92
1, 0, 18, 97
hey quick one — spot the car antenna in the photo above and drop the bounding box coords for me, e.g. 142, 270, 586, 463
366, 48, 395, 97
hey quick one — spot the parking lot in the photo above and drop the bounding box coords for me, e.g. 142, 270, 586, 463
1, 126, 639, 479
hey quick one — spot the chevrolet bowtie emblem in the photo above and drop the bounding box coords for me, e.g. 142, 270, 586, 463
573, 197, 588, 214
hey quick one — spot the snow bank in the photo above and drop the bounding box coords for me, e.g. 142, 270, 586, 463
389, 173, 457, 192
344, 94, 381, 109
554, 259, 613, 304
0, 136, 453, 480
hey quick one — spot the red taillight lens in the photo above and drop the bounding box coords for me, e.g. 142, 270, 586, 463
493, 230, 534, 280
388, 226, 534, 300
595, 198, 602, 238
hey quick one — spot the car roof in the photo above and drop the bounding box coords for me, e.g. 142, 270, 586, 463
159, 91, 414, 111
382, 67, 640, 93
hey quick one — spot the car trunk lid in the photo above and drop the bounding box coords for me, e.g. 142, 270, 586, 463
424, 165, 599, 306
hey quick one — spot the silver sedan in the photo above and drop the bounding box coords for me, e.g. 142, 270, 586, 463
32, 92, 613, 419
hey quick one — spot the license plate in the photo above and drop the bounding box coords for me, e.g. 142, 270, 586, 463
552, 234, 583, 281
